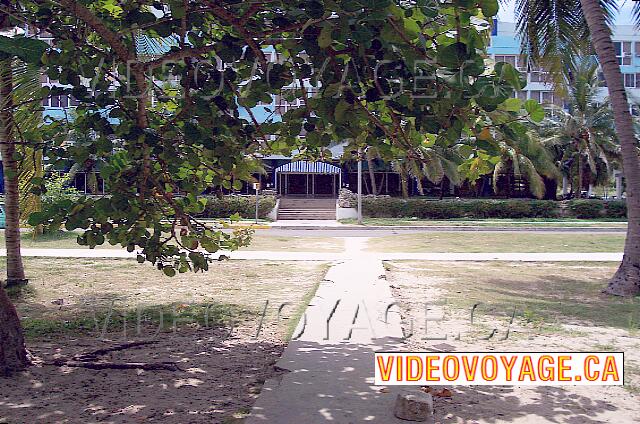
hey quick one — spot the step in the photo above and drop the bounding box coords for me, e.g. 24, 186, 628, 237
278, 201, 337, 210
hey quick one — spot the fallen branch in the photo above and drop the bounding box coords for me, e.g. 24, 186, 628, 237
73, 340, 159, 361
44, 359, 181, 371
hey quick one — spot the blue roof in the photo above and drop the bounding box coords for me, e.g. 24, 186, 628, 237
275, 161, 340, 174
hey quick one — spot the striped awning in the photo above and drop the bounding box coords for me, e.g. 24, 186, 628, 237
275, 161, 341, 174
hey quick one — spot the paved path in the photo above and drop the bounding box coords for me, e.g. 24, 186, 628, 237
0, 248, 623, 262
246, 239, 411, 423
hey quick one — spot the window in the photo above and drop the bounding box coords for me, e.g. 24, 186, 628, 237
494, 55, 517, 67
529, 90, 541, 103
624, 73, 635, 88
529, 65, 549, 83
636, 74, 640, 88
517, 55, 528, 71
43, 95, 70, 108
614, 41, 632, 65
516, 91, 527, 101
531, 90, 561, 106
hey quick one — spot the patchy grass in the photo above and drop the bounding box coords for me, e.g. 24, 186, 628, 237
386, 261, 637, 330
341, 217, 628, 227
367, 232, 626, 253
5, 258, 328, 340
0, 230, 344, 252
243, 234, 344, 252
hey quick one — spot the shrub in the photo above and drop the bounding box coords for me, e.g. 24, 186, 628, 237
568, 200, 605, 219
200, 195, 276, 219
605, 200, 627, 218
362, 198, 561, 219
39, 174, 82, 233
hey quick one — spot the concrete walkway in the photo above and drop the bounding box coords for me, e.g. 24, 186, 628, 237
246, 239, 412, 423
0, 248, 623, 262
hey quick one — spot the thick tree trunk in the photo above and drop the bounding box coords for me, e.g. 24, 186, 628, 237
581, 0, 640, 296
0, 64, 26, 286
0, 62, 29, 374
0, 288, 29, 375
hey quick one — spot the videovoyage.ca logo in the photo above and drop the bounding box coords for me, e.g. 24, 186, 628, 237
374, 352, 624, 386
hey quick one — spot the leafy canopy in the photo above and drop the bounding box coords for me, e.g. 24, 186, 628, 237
4, 0, 540, 274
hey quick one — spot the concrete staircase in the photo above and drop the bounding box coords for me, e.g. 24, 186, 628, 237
277, 198, 337, 220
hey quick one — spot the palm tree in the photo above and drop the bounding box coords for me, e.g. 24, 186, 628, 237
514, 0, 640, 296
539, 60, 620, 197
0, 24, 48, 374
391, 144, 464, 198
492, 129, 562, 199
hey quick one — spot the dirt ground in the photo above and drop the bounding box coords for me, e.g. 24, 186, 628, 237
386, 261, 640, 424
0, 259, 328, 424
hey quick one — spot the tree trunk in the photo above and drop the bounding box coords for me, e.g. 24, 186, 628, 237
0, 288, 29, 375
399, 168, 409, 199
367, 157, 377, 196
581, 0, 640, 296
578, 155, 584, 197
0, 64, 26, 286
0, 62, 29, 374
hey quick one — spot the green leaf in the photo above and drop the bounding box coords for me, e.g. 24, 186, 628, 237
318, 26, 333, 48
479, 0, 499, 17
0, 36, 48, 64
163, 266, 176, 277
497, 63, 526, 90
524, 100, 545, 122
499, 98, 522, 112
334, 100, 351, 124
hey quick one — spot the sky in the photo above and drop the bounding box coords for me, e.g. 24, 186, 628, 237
498, 0, 637, 25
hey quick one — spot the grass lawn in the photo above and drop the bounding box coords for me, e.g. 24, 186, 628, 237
340, 217, 628, 227
7, 258, 327, 339
366, 231, 626, 253
386, 261, 636, 329
0, 258, 327, 423
0, 230, 345, 252
386, 261, 640, 421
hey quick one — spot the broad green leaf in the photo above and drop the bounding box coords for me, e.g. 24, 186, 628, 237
499, 98, 522, 112
524, 100, 545, 122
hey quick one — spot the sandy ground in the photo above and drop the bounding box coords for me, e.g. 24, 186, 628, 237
1, 324, 284, 423
387, 261, 640, 424
0, 259, 328, 424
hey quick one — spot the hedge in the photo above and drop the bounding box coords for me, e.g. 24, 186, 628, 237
361, 198, 627, 220
568, 199, 627, 219
200, 195, 276, 219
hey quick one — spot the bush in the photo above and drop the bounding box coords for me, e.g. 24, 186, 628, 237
605, 200, 627, 218
362, 198, 562, 219
200, 195, 276, 219
39, 174, 82, 233
567, 200, 605, 219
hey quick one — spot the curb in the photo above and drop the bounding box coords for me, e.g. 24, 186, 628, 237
268, 225, 626, 232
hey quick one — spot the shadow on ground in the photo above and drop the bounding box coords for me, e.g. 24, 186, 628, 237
0, 326, 284, 423
247, 338, 630, 423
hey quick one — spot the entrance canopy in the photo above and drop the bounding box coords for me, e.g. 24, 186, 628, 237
275, 161, 341, 175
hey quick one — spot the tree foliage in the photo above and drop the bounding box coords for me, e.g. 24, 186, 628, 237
2, 0, 539, 274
